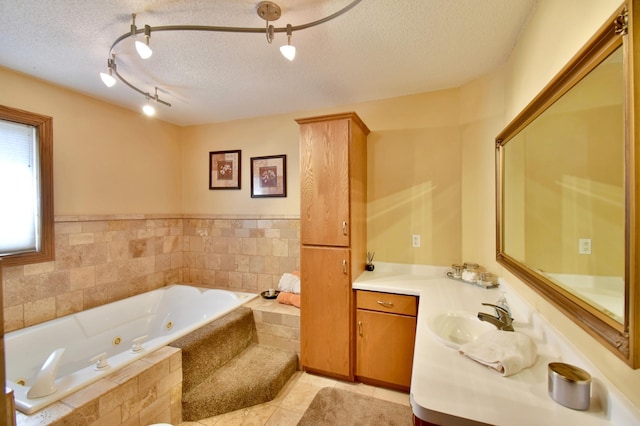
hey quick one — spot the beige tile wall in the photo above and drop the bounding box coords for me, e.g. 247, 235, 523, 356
246, 297, 301, 363
2, 215, 300, 334
182, 218, 300, 293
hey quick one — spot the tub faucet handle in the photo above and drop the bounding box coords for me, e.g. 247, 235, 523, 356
131, 335, 149, 353
89, 352, 110, 370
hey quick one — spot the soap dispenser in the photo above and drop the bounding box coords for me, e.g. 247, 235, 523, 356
496, 292, 511, 318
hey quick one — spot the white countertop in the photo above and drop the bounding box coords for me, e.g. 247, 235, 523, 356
353, 262, 640, 426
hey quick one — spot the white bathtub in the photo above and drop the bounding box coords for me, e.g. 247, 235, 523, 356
5, 284, 257, 414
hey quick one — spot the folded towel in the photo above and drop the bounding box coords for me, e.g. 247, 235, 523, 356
278, 272, 301, 294
459, 330, 537, 376
277, 291, 300, 308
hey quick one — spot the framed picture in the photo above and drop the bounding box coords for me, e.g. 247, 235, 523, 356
250, 155, 287, 198
209, 150, 241, 189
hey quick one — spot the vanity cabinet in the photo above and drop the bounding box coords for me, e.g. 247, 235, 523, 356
355, 290, 418, 390
296, 112, 369, 380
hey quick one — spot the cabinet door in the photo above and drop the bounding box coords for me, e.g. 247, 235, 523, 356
356, 309, 416, 388
299, 119, 350, 247
301, 246, 352, 378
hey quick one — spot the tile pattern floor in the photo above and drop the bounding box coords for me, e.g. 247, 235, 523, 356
178, 371, 411, 426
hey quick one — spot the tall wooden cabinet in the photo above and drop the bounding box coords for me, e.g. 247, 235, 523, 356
296, 112, 369, 380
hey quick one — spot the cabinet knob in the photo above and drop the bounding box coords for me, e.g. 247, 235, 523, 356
342, 221, 347, 236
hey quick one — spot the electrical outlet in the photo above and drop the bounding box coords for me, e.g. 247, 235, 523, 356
412, 234, 421, 248
579, 238, 591, 255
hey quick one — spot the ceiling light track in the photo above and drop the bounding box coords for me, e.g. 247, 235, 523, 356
101, 0, 362, 116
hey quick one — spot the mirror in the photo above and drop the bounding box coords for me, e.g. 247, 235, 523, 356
496, 4, 638, 366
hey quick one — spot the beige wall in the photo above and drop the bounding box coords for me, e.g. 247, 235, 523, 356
0, 66, 183, 216
181, 115, 301, 216
181, 91, 464, 265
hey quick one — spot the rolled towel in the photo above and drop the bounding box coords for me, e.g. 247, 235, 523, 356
278, 272, 301, 294
458, 330, 537, 376
276, 291, 300, 308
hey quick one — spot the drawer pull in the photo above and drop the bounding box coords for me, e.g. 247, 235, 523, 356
358, 320, 363, 336
377, 300, 394, 308
342, 259, 347, 274
342, 221, 348, 236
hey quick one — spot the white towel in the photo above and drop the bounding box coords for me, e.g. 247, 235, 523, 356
458, 330, 537, 376
278, 272, 301, 294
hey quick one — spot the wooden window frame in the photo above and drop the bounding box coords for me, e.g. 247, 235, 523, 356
0, 105, 54, 266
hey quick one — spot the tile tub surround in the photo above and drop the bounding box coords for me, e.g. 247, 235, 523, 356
15, 346, 182, 426
2, 215, 300, 333
246, 297, 301, 363
354, 263, 640, 426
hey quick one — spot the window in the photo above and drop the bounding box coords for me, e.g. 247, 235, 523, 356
0, 105, 54, 266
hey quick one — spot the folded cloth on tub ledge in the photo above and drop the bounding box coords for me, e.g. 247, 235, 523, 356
277, 292, 300, 308
458, 330, 537, 376
278, 272, 301, 294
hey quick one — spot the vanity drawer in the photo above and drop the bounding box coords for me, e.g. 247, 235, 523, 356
356, 290, 417, 316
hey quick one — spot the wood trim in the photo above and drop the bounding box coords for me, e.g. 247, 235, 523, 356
0, 105, 55, 267
295, 111, 371, 135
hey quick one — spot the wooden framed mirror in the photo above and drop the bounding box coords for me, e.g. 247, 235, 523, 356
496, 2, 639, 367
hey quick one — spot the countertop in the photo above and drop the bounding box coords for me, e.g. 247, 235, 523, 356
353, 262, 640, 426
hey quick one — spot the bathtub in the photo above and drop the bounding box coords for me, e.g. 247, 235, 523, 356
5, 284, 257, 414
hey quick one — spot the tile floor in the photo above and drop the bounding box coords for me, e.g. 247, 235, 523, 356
178, 371, 411, 426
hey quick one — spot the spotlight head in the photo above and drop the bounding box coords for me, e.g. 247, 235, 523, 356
100, 71, 116, 87
135, 26, 153, 59
142, 98, 156, 116
280, 24, 295, 61
280, 44, 296, 61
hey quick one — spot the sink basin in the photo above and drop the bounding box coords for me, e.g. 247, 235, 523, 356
426, 311, 495, 349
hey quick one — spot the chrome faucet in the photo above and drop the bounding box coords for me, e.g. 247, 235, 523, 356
478, 303, 514, 331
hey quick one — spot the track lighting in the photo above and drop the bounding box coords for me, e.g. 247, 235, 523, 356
142, 99, 155, 116
101, 1, 362, 116
135, 25, 153, 59
280, 24, 296, 61
131, 14, 152, 59
99, 56, 116, 87
142, 88, 159, 116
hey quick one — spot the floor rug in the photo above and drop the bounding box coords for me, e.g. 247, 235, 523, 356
297, 387, 413, 425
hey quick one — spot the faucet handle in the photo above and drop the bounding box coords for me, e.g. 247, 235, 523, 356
89, 352, 110, 370
131, 335, 149, 353
481, 303, 512, 323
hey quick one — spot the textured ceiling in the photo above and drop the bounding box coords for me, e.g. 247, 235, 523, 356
0, 0, 537, 126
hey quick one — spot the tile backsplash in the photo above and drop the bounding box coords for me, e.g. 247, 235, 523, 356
2, 215, 300, 333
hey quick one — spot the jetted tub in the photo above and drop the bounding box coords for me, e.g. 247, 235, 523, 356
5, 284, 257, 414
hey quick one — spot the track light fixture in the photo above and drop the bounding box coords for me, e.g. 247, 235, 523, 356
142, 97, 156, 116
131, 14, 153, 59
99, 56, 116, 87
99, 0, 362, 116
280, 24, 296, 61
142, 87, 162, 116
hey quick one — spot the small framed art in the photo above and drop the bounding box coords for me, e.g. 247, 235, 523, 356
209, 150, 241, 189
250, 154, 287, 198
